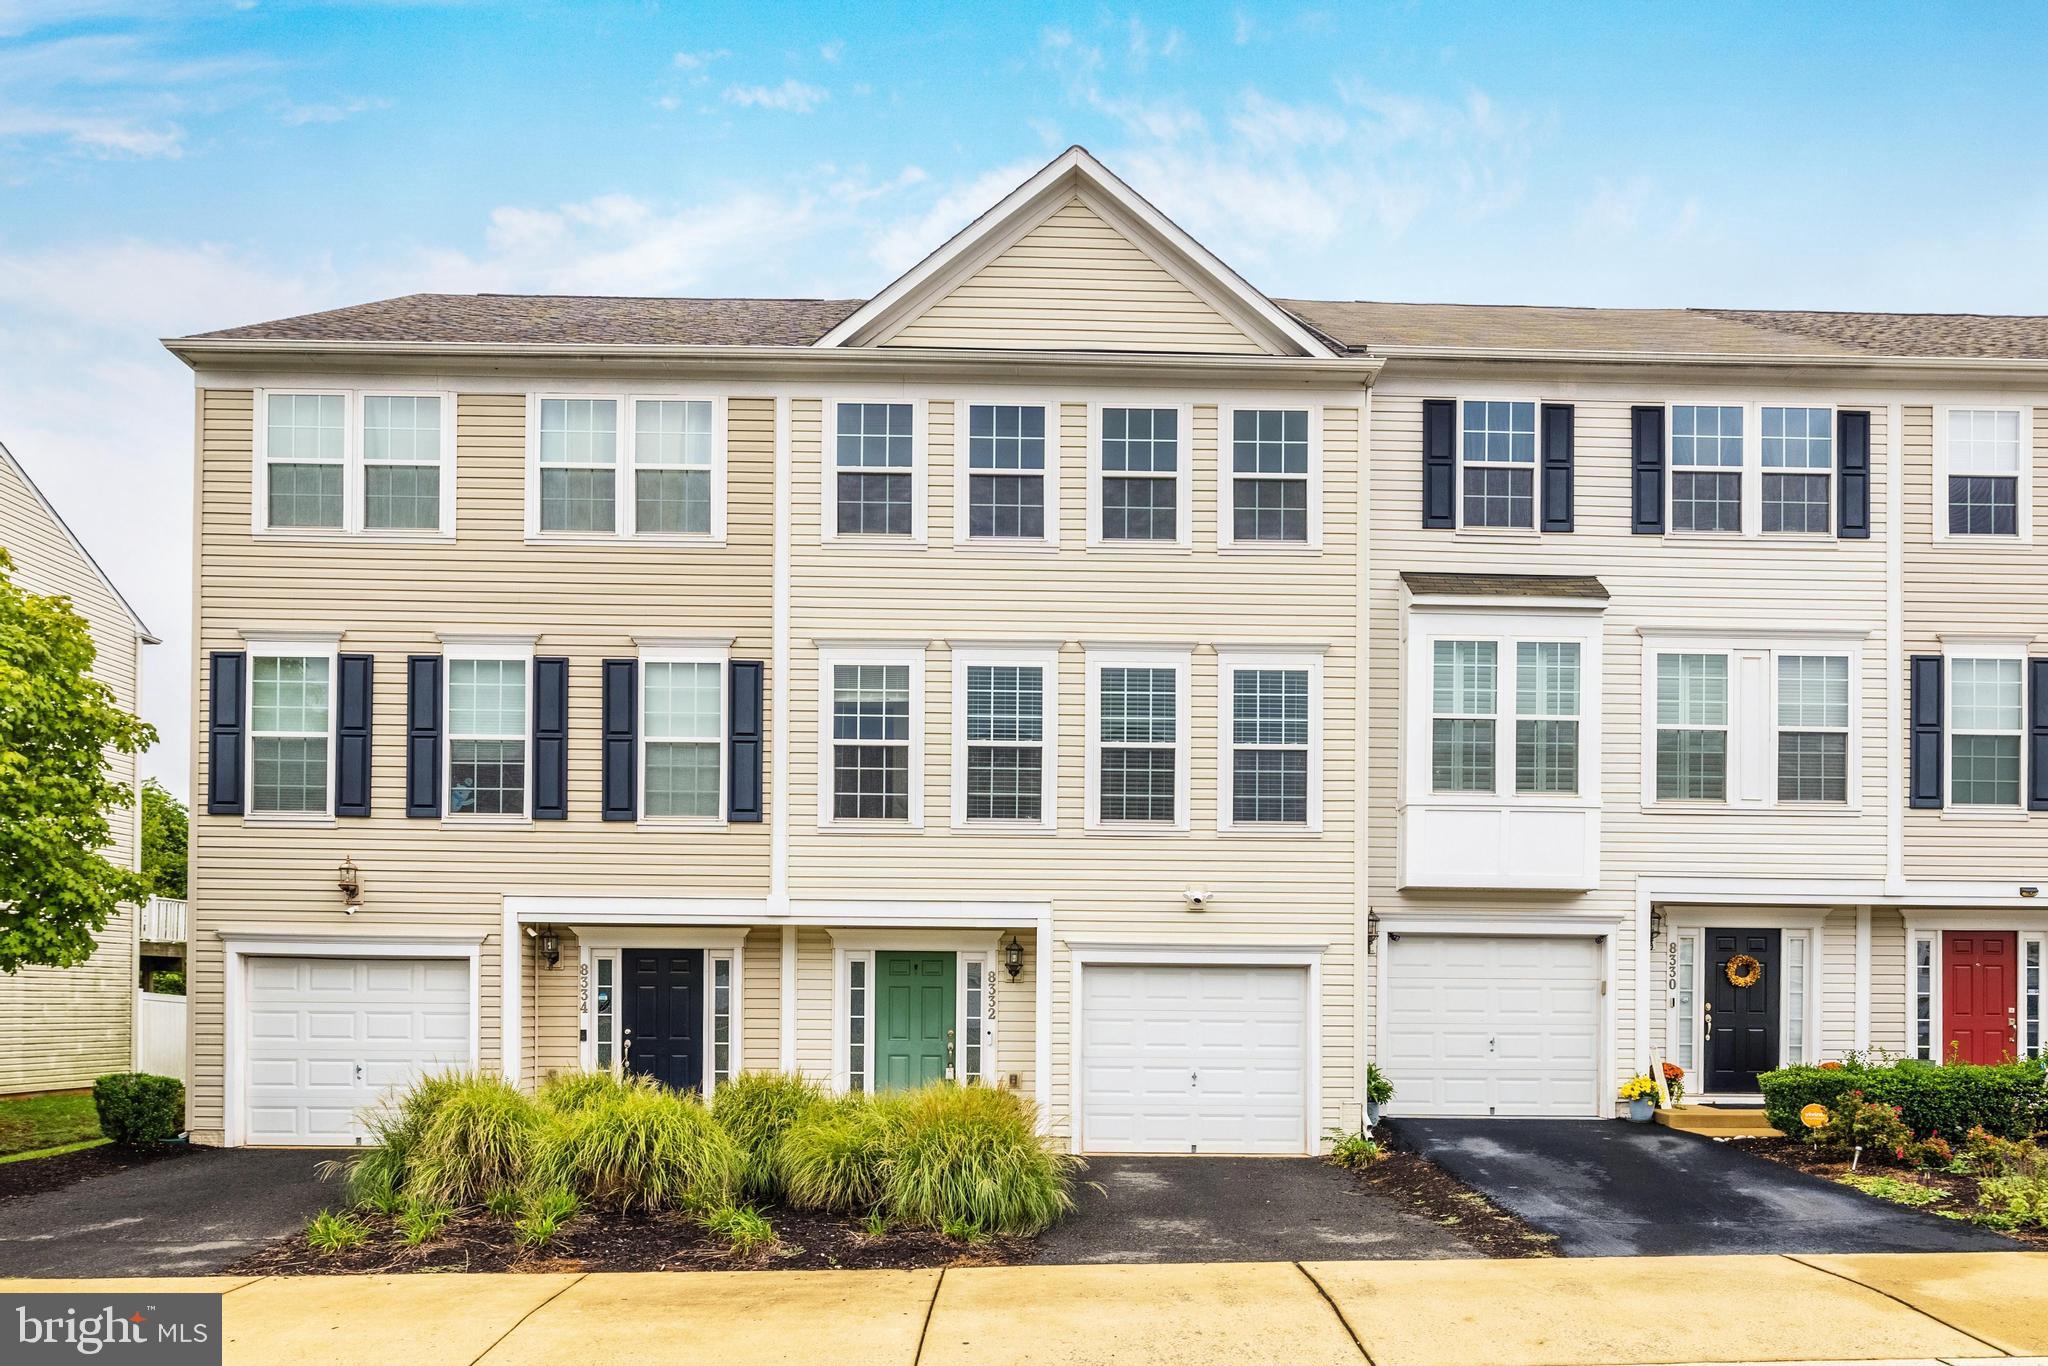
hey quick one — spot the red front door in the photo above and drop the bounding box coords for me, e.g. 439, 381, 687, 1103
1943, 931, 2018, 1064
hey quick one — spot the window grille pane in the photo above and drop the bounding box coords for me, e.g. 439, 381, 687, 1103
967, 404, 1046, 470
1786, 936, 1807, 1064
538, 398, 617, 465
1915, 939, 1933, 1059
540, 467, 616, 532
251, 656, 331, 734
832, 744, 907, 819
252, 736, 328, 812
1671, 470, 1742, 531
364, 464, 440, 530
1233, 748, 1307, 823
967, 747, 1042, 821
836, 472, 912, 535
1102, 476, 1176, 541
450, 739, 524, 814
713, 958, 732, 1085
836, 403, 913, 467
1100, 748, 1175, 821
966, 666, 1042, 743
1952, 734, 2021, 806
1760, 406, 1831, 470
1948, 408, 2023, 474
1676, 937, 1697, 1070
636, 468, 712, 534
363, 395, 440, 462
1232, 477, 1307, 541
1952, 658, 2022, 730
1232, 670, 1309, 746
2028, 941, 2042, 1059
1657, 654, 1727, 726
268, 393, 345, 461
1516, 642, 1579, 716
1778, 656, 1850, 729
1656, 730, 1728, 801
449, 659, 527, 736
1462, 465, 1533, 528
1231, 409, 1308, 473
268, 462, 343, 528
1103, 407, 1177, 472
848, 959, 866, 1090
1777, 732, 1848, 802
1461, 401, 1537, 465
646, 741, 721, 817
1101, 668, 1176, 744
1431, 718, 1495, 792
1762, 473, 1830, 533
1949, 475, 2018, 535
1515, 718, 1578, 794
1432, 641, 1496, 716
967, 473, 1045, 539
1671, 405, 1744, 465
964, 960, 983, 1082
595, 956, 614, 1070
634, 399, 713, 467
833, 665, 910, 741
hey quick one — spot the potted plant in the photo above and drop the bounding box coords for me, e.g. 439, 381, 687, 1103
1365, 1064, 1394, 1126
1618, 1075, 1659, 1122
1662, 1061, 1686, 1105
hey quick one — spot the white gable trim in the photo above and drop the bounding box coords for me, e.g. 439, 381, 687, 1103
0, 440, 156, 643
817, 146, 1335, 360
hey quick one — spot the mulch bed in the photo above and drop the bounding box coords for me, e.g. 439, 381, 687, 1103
0, 1143, 195, 1206
1350, 1146, 1560, 1258
230, 1205, 1030, 1276
1734, 1135, 2048, 1248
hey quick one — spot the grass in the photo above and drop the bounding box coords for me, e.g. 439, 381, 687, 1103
1838, 1173, 1945, 1207
514, 1187, 579, 1249
0, 1093, 102, 1158
700, 1203, 778, 1257
395, 1198, 455, 1246
305, 1210, 371, 1255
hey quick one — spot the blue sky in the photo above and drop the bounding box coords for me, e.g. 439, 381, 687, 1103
4, 0, 2046, 793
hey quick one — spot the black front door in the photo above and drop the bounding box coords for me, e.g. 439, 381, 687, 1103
623, 948, 704, 1091
1705, 928, 1780, 1094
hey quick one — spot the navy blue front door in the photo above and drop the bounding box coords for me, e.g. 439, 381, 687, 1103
623, 948, 704, 1091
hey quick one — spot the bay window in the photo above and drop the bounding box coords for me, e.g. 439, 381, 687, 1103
1775, 655, 1849, 803
1431, 641, 1497, 793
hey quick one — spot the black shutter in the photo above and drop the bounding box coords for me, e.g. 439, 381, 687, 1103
2031, 659, 2048, 812
728, 659, 765, 823
1909, 654, 1944, 810
1631, 405, 1665, 534
335, 653, 373, 818
532, 657, 569, 820
206, 651, 246, 816
1837, 409, 1871, 539
1540, 403, 1575, 533
405, 654, 443, 819
601, 659, 638, 821
1421, 399, 1456, 529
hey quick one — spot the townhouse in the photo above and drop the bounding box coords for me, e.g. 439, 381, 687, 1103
167, 147, 2048, 1151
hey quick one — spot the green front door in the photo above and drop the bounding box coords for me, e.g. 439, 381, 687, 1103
875, 951, 956, 1089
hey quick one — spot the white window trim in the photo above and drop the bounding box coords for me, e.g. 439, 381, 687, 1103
242, 633, 341, 824
950, 645, 1060, 833
1084, 645, 1192, 833
1218, 403, 1322, 551
442, 635, 536, 826
1086, 399, 1194, 550
952, 395, 1060, 549
817, 643, 925, 829
1945, 642, 2028, 813
253, 387, 457, 540
829, 930, 1001, 1094
1934, 404, 2035, 546
1216, 649, 1323, 834
1903, 918, 2048, 1063
638, 641, 730, 828
1638, 633, 1865, 813
524, 393, 729, 544
1662, 400, 1840, 541
575, 931, 745, 1096
822, 396, 928, 546
1453, 395, 1543, 533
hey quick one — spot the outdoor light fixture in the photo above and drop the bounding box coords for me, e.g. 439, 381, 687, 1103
2023, 887, 2039, 899
336, 856, 361, 912
538, 927, 561, 969
1003, 934, 1024, 981
1649, 909, 1665, 949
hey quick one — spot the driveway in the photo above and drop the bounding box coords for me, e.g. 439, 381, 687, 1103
1031, 1155, 1475, 1264
1386, 1117, 2020, 1257
0, 1147, 332, 1276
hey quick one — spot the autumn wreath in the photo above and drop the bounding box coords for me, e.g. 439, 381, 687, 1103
1725, 953, 1763, 988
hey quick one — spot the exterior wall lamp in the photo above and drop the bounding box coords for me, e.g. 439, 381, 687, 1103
336, 855, 361, 912
1003, 933, 1024, 981
1649, 909, 1665, 950
538, 927, 561, 969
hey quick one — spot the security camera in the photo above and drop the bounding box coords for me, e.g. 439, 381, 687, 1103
1183, 888, 1212, 911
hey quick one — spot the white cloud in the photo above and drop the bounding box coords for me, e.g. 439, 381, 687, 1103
1229, 90, 1346, 151
723, 79, 828, 113
279, 95, 390, 127
1231, 9, 1258, 44
867, 159, 1044, 276
672, 47, 729, 71
0, 105, 182, 156
819, 40, 844, 63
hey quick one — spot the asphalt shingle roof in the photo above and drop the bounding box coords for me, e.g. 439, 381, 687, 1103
1400, 572, 1610, 601
189, 294, 865, 346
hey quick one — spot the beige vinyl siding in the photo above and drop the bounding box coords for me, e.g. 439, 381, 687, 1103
189, 389, 775, 1140
883, 197, 1269, 355
1821, 907, 1858, 1060
1870, 909, 1909, 1056
1902, 403, 2048, 879
0, 449, 143, 1093
1369, 389, 1894, 1089
793, 394, 1363, 1135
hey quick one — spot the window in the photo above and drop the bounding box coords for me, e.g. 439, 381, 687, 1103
537, 397, 618, 533
963, 959, 984, 1083
1949, 656, 2023, 807
447, 655, 528, 817
847, 958, 867, 1092
593, 955, 615, 1071
2028, 940, 2042, 1060
1785, 934, 1808, 1064
1088, 651, 1187, 827
1761, 406, 1831, 534
1226, 407, 1315, 545
711, 956, 733, 1089
634, 399, 715, 536
1431, 641, 1496, 793
249, 652, 331, 815
953, 650, 1055, 829
1674, 934, 1698, 1071
642, 657, 724, 820
832, 401, 917, 537
1944, 408, 2025, 538
1914, 936, 1934, 1061
262, 392, 345, 529
1515, 642, 1580, 795
1776, 655, 1849, 802
1460, 400, 1535, 529
963, 403, 1048, 542
1221, 654, 1320, 829
1670, 404, 1744, 532
258, 390, 453, 536
1655, 654, 1729, 801
1097, 406, 1183, 544
824, 649, 918, 823
361, 396, 443, 532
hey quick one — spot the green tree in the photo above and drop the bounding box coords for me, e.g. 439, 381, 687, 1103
0, 548, 155, 971
140, 779, 188, 900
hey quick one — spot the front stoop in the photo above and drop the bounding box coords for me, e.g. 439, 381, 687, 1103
1655, 1105, 1779, 1138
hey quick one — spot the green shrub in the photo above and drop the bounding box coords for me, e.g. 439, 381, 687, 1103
536, 1069, 656, 1114
404, 1073, 542, 1207
484, 1187, 525, 1220
1965, 1126, 2044, 1176
1327, 1129, 1382, 1169
531, 1084, 741, 1212
395, 1197, 454, 1246
700, 1203, 778, 1257
147, 969, 185, 995
1981, 1169, 2048, 1227
339, 1072, 463, 1206
711, 1071, 827, 1199
515, 1187, 579, 1249
91, 1073, 183, 1145
777, 1095, 904, 1213
305, 1210, 370, 1255
881, 1084, 1077, 1237
1839, 1173, 1943, 1207
1759, 1058, 2048, 1140
1813, 1092, 1914, 1162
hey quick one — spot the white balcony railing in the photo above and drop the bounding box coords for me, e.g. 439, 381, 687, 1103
141, 896, 186, 944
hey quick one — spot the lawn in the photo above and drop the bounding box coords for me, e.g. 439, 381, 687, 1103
0, 1093, 103, 1159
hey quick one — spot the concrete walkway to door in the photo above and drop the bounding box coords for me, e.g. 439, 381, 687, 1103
1386, 1117, 2020, 1257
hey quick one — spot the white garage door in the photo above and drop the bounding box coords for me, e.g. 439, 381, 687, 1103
1080, 964, 1309, 1155
1384, 935, 1601, 1118
245, 956, 472, 1145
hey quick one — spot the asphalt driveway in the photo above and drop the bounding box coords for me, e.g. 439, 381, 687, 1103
1031, 1155, 1475, 1264
0, 1147, 332, 1276
1386, 1117, 2020, 1257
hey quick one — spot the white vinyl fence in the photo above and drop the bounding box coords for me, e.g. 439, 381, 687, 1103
134, 990, 187, 1080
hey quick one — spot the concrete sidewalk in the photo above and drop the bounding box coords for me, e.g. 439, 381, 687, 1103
9, 1251, 2048, 1365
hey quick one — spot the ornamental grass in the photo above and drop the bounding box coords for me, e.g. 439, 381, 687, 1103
708, 1070, 830, 1199
529, 1082, 742, 1213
